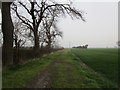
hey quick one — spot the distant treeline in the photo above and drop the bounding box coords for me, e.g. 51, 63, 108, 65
72, 44, 88, 49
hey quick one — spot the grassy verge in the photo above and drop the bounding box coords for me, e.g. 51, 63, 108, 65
2, 51, 60, 88
2, 49, 118, 88
50, 50, 117, 88
71, 48, 118, 84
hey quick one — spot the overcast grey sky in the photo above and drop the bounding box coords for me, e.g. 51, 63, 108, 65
0, 1, 118, 48
57, 2, 118, 48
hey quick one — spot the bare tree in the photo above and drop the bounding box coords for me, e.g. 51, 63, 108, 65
11, 0, 85, 50
42, 11, 62, 50
12, 1, 42, 50
13, 18, 28, 48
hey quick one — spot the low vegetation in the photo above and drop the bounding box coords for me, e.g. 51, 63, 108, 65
2, 52, 58, 88
3, 49, 118, 88
71, 48, 118, 84
50, 50, 117, 88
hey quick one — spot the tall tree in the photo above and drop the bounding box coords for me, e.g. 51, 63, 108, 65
12, 0, 85, 50
12, 1, 41, 50
42, 11, 62, 49
2, 2, 14, 66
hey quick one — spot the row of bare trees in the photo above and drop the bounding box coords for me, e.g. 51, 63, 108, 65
1, 0, 85, 67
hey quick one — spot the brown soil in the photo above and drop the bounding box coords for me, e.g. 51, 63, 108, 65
27, 58, 73, 88
27, 63, 54, 88
54, 60, 73, 67
26, 50, 97, 88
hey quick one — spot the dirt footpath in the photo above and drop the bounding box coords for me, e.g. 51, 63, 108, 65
27, 62, 54, 88
27, 50, 116, 88
27, 50, 73, 88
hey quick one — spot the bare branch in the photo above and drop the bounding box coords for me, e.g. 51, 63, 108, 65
18, 1, 31, 15
12, 3, 33, 31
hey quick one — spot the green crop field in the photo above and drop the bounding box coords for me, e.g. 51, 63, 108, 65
71, 48, 118, 85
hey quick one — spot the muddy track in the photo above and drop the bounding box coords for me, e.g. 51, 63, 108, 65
27, 52, 64, 88
27, 59, 73, 88
26, 51, 82, 88
27, 62, 55, 88
27, 50, 117, 88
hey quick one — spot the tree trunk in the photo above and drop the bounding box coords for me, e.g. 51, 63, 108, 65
2, 2, 14, 67
47, 38, 52, 53
48, 42, 51, 49
13, 35, 19, 65
31, 2, 39, 50
33, 29, 40, 57
34, 30, 39, 49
